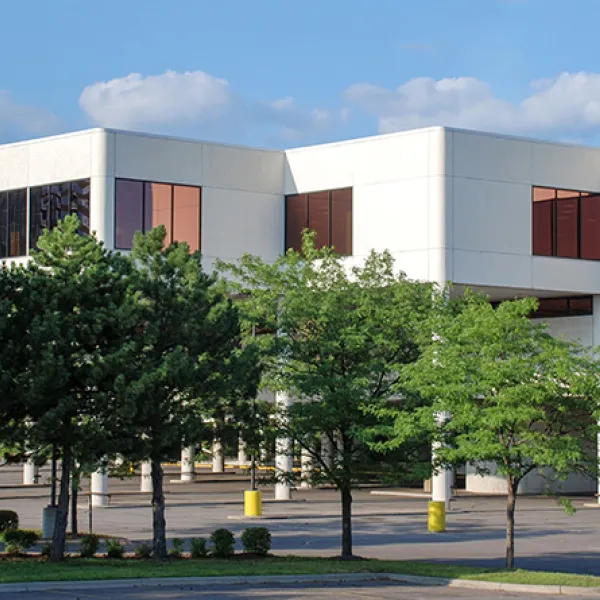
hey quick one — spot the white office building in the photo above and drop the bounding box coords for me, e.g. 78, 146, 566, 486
2, 126, 599, 498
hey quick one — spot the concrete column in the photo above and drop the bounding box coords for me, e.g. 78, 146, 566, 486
238, 438, 248, 466
321, 433, 334, 471
181, 446, 195, 482
300, 447, 313, 489
91, 467, 109, 508
212, 439, 225, 473
431, 411, 452, 510
275, 392, 293, 500
140, 460, 153, 493
23, 457, 39, 485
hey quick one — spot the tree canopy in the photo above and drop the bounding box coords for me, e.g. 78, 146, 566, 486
221, 233, 443, 558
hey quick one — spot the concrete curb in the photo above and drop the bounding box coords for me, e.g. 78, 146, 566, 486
1, 572, 600, 596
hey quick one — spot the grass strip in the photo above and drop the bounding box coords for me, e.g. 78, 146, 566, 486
0, 556, 598, 588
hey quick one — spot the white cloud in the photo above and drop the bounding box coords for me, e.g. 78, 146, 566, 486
79, 70, 330, 142
344, 72, 600, 137
0, 91, 60, 140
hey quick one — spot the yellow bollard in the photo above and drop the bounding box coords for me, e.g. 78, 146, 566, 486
244, 490, 262, 517
428, 501, 446, 532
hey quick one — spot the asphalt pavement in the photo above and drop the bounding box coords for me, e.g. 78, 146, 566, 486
0, 581, 570, 600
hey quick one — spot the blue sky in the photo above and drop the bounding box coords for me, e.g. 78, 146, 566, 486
3, 0, 600, 147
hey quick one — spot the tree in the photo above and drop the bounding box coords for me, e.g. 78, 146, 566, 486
399, 294, 600, 569
19, 216, 137, 560
116, 227, 261, 561
221, 233, 440, 559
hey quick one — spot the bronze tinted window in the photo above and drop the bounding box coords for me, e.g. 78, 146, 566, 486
581, 194, 600, 260
556, 190, 579, 259
285, 194, 308, 252
285, 188, 353, 255
531, 185, 600, 261
173, 185, 201, 253
115, 179, 202, 252
308, 191, 330, 249
532, 187, 555, 256
331, 188, 352, 255
532, 296, 593, 318
146, 182, 173, 247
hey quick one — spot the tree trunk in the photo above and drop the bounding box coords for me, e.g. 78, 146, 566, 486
506, 477, 517, 569
340, 484, 353, 559
70, 467, 79, 536
151, 457, 167, 561
50, 446, 71, 561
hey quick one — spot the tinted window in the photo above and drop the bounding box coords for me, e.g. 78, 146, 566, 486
581, 194, 600, 260
173, 185, 201, 252
331, 188, 352, 255
29, 179, 91, 251
308, 191, 330, 249
556, 190, 579, 258
8, 189, 26, 257
115, 180, 144, 250
285, 194, 308, 252
285, 188, 353, 255
115, 179, 202, 252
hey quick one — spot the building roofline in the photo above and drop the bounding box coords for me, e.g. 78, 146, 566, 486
0, 127, 284, 154
3, 125, 600, 156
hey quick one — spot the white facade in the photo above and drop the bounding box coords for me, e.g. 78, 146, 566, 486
3, 125, 600, 495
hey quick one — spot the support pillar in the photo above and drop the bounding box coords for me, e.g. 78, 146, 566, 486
23, 457, 39, 485
300, 447, 313, 489
212, 439, 225, 473
140, 460, 153, 493
274, 392, 293, 500
91, 467, 109, 508
181, 446, 195, 482
238, 438, 248, 466
431, 411, 452, 511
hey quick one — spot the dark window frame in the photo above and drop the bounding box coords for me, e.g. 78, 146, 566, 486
0, 186, 27, 259
114, 178, 202, 252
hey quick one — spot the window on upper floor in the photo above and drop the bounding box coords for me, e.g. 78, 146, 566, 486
114, 179, 201, 252
285, 187, 352, 255
29, 179, 90, 251
491, 295, 593, 318
0, 188, 27, 259
532, 186, 600, 260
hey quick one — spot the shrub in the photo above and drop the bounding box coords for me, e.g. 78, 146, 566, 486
241, 527, 271, 556
105, 538, 124, 559
169, 537, 185, 558
41, 542, 52, 558
0, 510, 18, 533
134, 542, 152, 559
80, 534, 100, 558
3, 529, 40, 555
210, 528, 235, 558
190, 537, 209, 558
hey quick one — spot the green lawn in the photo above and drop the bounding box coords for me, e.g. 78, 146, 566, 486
0, 556, 599, 588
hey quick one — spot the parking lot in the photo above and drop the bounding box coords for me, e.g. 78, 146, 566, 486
2, 464, 599, 575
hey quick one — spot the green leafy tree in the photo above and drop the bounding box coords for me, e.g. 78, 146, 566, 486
116, 227, 261, 561
19, 216, 138, 561
221, 233, 440, 559
397, 294, 600, 569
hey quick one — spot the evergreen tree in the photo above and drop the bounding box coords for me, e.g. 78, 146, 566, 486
117, 227, 260, 561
